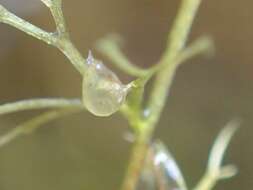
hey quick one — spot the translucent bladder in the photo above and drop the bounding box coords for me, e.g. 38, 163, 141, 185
82, 51, 130, 117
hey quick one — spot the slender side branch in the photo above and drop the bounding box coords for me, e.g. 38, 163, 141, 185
176, 36, 214, 66
42, 0, 68, 36
96, 34, 149, 77
0, 108, 82, 147
193, 120, 240, 190
0, 5, 56, 45
40, 0, 86, 74
149, 36, 214, 75
0, 98, 83, 115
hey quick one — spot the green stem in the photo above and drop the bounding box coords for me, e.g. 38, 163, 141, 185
48, 0, 67, 36
96, 35, 149, 77
193, 121, 239, 190
0, 108, 82, 147
56, 38, 86, 74
146, 0, 201, 133
0, 98, 82, 115
121, 1, 202, 190
120, 131, 149, 190
0, 4, 85, 75
0, 5, 56, 45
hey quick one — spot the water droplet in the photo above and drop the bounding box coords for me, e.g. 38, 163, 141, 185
82, 51, 130, 116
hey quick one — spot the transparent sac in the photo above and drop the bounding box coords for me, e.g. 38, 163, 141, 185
137, 141, 187, 190
82, 51, 130, 117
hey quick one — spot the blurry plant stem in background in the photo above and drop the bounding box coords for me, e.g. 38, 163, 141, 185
0, 0, 238, 190
193, 121, 239, 190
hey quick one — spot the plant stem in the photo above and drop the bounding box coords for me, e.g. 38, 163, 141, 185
41, 0, 86, 74
96, 35, 149, 77
0, 108, 82, 147
0, 4, 85, 75
0, 5, 56, 45
147, 0, 201, 134
120, 130, 149, 190
193, 121, 239, 190
0, 98, 82, 115
48, 0, 68, 36
121, 1, 202, 190
56, 38, 86, 74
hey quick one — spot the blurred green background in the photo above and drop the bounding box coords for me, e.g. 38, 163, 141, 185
0, 0, 252, 189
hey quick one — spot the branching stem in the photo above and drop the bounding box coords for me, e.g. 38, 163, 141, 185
0, 3, 85, 74
0, 1, 237, 190
193, 121, 239, 190
0, 5, 56, 45
146, 0, 202, 134
120, 1, 202, 190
